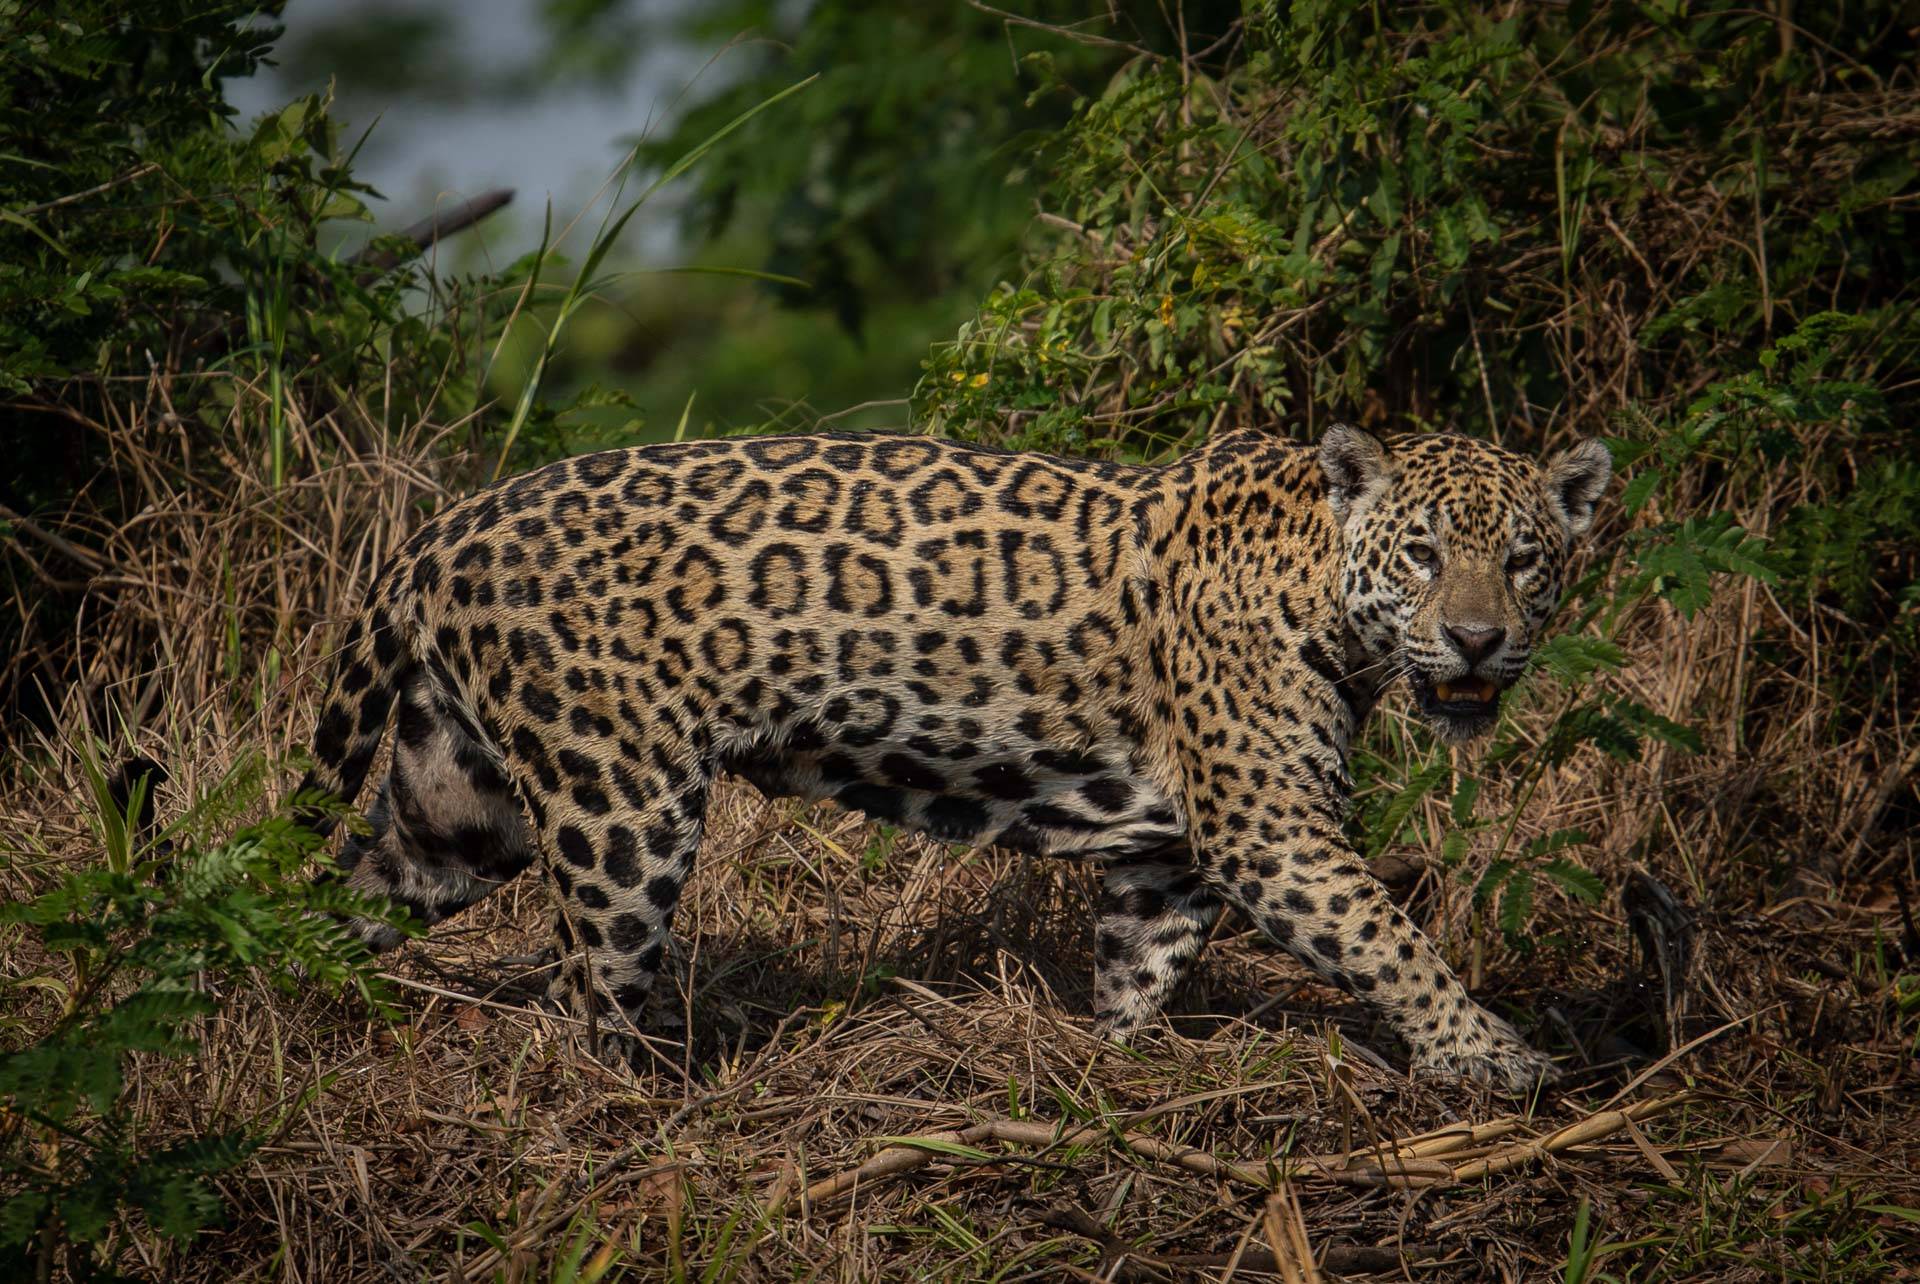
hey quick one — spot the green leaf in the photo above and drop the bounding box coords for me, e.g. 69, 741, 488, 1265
55, 1181, 118, 1245
869, 1137, 995, 1161
1621, 468, 1661, 515
1545, 706, 1642, 764
1526, 828, 1590, 858
146, 1131, 258, 1176
1366, 762, 1449, 858
1497, 867, 1535, 939
129, 1172, 224, 1243
1450, 776, 1480, 826
1432, 205, 1470, 268
1609, 699, 1704, 753
652, 264, 811, 288
1531, 635, 1627, 684
1473, 858, 1515, 908
1628, 514, 1780, 617
1541, 859, 1606, 904
0, 1043, 123, 1120
100, 987, 218, 1051
1367, 232, 1401, 297
0, 1190, 51, 1249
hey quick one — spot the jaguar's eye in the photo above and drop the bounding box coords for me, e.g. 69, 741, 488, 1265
1507, 549, 1539, 575
1406, 542, 1437, 567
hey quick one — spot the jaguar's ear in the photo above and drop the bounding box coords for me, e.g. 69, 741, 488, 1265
1317, 424, 1393, 522
1545, 438, 1612, 538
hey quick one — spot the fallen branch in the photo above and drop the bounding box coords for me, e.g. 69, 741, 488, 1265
1299, 1113, 1524, 1171
802, 1090, 1701, 1207
802, 1117, 1294, 1208
1449, 1091, 1696, 1182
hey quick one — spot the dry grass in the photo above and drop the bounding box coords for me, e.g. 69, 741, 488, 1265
3, 373, 1918, 1281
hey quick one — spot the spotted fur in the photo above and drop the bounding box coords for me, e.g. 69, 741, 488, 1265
291, 425, 1609, 1092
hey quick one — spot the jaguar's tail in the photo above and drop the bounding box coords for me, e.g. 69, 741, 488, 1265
289, 586, 415, 838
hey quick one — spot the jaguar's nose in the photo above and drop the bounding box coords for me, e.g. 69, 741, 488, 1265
1443, 623, 1506, 667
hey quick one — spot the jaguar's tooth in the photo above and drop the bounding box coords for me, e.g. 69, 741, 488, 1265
1435, 682, 1455, 701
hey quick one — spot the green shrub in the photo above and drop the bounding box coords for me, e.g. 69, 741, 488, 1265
916, 1, 1917, 459
0, 753, 401, 1279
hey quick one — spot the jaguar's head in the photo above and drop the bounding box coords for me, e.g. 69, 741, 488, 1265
1319, 426, 1611, 743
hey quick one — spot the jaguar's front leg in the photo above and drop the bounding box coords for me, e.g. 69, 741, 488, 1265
1200, 833, 1556, 1093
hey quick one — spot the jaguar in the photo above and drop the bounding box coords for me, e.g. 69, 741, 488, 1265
291, 423, 1609, 1092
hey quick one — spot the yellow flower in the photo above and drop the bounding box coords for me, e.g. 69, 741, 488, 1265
969, 372, 990, 389
1159, 293, 1175, 328
947, 370, 965, 383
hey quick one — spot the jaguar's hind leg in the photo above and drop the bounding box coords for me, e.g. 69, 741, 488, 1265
335, 671, 536, 949
519, 739, 710, 1052
1091, 852, 1224, 1037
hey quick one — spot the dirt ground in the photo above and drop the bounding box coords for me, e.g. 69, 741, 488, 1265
9, 734, 1916, 1281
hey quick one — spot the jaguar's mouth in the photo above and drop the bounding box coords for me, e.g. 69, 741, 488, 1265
1431, 677, 1498, 706
1411, 672, 1503, 738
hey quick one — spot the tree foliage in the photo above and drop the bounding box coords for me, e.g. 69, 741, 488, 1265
639, 0, 1239, 336
0, 1, 504, 727
916, 1, 1916, 457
